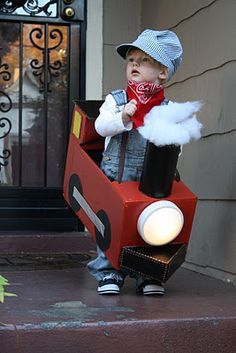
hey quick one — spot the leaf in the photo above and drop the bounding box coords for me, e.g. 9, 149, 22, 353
0, 291, 4, 303
0, 275, 17, 303
4, 292, 17, 297
0, 276, 9, 286
0, 322, 10, 326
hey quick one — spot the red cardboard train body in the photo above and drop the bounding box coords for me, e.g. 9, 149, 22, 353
63, 101, 197, 282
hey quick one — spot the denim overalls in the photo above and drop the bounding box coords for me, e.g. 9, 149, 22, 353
87, 92, 168, 287
100, 128, 147, 182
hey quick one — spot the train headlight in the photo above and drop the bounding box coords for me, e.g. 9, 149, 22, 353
137, 201, 184, 246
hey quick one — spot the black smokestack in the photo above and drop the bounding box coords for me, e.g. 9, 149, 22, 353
139, 142, 180, 198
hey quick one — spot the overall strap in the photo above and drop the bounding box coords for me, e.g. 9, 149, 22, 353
111, 89, 128, 106
117, 131, 129, 183
110, 90, 128, 183
162, 98, 169, 105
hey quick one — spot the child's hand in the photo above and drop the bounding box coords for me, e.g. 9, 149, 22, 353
122, 99, 137, 124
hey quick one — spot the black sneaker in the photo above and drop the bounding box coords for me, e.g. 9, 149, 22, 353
97, 278, 121, 295
140, 280, 165, 296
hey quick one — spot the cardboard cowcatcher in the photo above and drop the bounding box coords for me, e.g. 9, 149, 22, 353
63, 101, 197, 282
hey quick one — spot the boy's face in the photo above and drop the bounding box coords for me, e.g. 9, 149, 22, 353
126, 48, 167, 84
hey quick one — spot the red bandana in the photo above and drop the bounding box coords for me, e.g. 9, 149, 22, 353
126, 80, 165, 128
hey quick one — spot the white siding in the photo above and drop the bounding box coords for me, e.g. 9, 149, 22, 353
86, 0, 103, 99
140, 0, 236, 283
103, 0, 141, 96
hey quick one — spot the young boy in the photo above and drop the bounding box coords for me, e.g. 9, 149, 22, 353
87, 29, 183, 295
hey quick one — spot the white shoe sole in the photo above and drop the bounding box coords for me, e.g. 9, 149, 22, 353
143, 284, 165, 296
97, 283, 120, 295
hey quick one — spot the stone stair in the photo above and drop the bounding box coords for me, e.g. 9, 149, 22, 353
0, 232, 235, 353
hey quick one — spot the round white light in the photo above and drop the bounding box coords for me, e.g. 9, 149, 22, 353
137, 201, 184, 246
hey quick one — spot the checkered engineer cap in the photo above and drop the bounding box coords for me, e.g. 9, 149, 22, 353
116, 29, 183, 81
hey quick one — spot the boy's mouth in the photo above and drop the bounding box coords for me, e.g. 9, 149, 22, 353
131, 69, 140, 75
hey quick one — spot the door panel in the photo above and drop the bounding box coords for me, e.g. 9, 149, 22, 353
0, 1, 86, 230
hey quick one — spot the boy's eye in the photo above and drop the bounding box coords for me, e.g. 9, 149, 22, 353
142, 57, 152, 63
126, 56, 153, 64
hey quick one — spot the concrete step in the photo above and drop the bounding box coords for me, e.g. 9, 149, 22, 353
0, 231, 89, 254
0, 234, 235, 353
0, 191, 81, 232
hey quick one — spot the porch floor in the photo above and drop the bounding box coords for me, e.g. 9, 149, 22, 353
0, 232, 235, 353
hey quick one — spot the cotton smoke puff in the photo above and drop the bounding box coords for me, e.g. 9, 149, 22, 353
138, 101, 203, 146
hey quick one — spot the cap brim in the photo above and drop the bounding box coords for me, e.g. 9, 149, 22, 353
116, 44, 139, 59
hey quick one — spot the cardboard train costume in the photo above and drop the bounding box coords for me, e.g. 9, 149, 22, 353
63, 98, 201, 283
63, 30, 202, 284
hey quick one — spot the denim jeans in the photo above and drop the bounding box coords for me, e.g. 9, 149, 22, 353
87, 245, 147, 289
87, 246, 125, 284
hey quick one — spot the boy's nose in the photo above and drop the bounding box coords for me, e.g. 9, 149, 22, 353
133, 60, 140, 66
